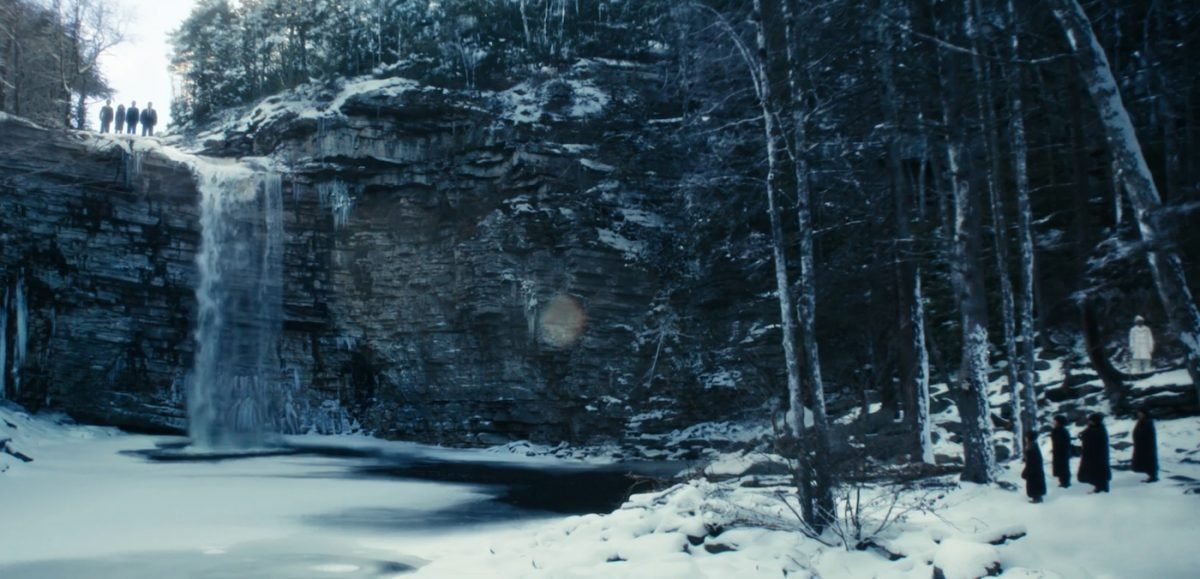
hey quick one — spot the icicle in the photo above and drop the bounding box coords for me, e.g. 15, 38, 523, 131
13, 274, 27, 395
318, 116, 329, 158
131, 149, 145, 178
317, 180, 355, 229
0, 285, 8, 399
124, 148, 145, 186
15, 274, 27, 366
522, 281, 538, 340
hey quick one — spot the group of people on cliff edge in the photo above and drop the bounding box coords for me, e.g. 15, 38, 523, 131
98, 99, 157, 136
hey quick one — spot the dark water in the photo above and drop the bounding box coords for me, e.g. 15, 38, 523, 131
126, 440, 677, 517
349, 456, 670, 515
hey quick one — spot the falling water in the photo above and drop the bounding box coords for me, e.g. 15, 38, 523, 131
188, 165, 285, 449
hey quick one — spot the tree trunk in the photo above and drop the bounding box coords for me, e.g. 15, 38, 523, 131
876, 0, 933, 464
519, 0, 532, 46
1083, 299, 1131, 413
74, 76, 89, 130
780, 0, 835, 529
1070, 89, 1092, 286
1004, 0, 1039, 434
935, 0, 995, 484
1048, 0, 1200, 398
967, 0, 1020, 451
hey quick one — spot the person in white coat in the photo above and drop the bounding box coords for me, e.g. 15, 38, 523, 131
1129, 315, 1154, 373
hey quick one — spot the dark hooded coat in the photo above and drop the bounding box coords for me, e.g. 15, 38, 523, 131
1022, 443, 1047, 500
1077, 421, 1111, 486
1050, 423, 1072, 481
1131, 416, 1158, 477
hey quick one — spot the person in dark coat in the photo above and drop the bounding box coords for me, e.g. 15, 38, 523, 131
1131, 409, 1159, 482
140, 102, 157, 136
115, 103, 126, 133
125, 101, 139, 135
1050, 415, 1072, 488
99, 99, 114, 133
1077, 413, 1111, 493
1022, 431, 1047, 503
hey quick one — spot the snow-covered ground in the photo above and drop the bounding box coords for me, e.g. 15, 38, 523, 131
3, 397, 1198, 579
0, 405, 498, 577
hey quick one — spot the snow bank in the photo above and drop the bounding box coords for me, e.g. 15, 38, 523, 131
1130, 368, 1192, 389
494, 74, 611, 125
0, 403, 116, 473
932, 538, 1000, 579
407, 481, 815, 578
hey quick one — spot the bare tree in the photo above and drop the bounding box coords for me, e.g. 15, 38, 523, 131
964, 0, 1020, 453
1003, 0, 1038, 433
934, 0, 996, 484
53, 0, 125, 129
779, 0, 835, 529
1, 0, 72, 125
875, 0, 933, 464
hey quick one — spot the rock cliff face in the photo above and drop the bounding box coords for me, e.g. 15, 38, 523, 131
0, 62, 779, 445
0, 115, 199, 431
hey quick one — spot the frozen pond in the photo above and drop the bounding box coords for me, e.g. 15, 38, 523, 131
0, 432, 672, 578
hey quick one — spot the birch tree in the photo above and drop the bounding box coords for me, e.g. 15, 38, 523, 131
779, 0, 835, 527
740, 0, 817, 529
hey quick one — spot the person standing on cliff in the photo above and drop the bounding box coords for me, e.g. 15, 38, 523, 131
140, 102, 157, 136
99, 99, 114, 133
115, 103, 126, 133
1129, 315, 1154, 374
125, 101, 139, 135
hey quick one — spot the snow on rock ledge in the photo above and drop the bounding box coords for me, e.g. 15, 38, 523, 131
932, 538, 1002, 579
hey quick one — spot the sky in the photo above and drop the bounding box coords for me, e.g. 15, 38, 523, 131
98, 0, 196, 131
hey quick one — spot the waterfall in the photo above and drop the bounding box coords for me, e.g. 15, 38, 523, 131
188, 163, 286, 449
